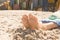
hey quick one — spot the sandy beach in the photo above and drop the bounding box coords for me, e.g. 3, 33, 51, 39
0, 10, 60, 40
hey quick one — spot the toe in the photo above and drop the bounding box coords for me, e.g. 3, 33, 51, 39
22, 15, 28, 20
29, 14, 38, 22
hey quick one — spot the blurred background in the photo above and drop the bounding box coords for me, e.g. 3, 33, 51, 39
0, 0, 60, 12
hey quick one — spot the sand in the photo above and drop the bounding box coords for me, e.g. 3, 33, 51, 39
0, 10, 60, 40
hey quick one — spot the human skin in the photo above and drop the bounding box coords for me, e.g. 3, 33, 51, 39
22, 14, 58, 30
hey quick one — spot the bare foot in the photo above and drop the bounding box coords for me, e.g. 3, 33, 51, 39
22, 15, 30, 29
28, 14, 42, 30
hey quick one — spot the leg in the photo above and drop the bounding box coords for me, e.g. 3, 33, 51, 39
28, 14, 58, 30
41, 22, 58, 30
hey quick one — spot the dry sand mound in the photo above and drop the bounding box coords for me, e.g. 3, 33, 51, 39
0, 10, 60, 40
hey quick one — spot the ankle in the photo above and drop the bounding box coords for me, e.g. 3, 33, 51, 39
37, 23, 43, 30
